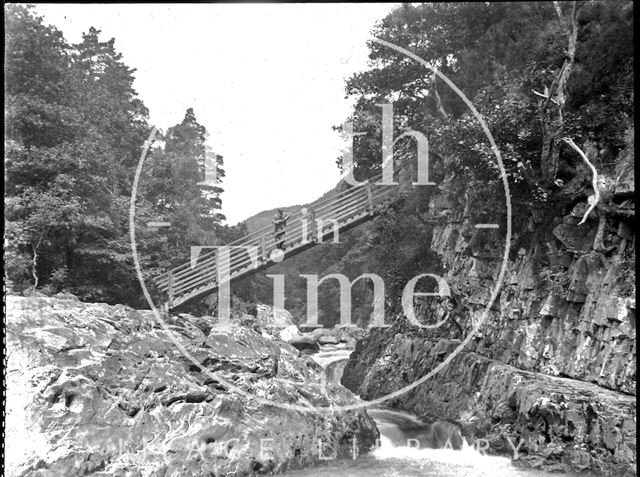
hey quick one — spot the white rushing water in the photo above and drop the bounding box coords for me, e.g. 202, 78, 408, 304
277, 344, 567, 477
310, 343, 353, 367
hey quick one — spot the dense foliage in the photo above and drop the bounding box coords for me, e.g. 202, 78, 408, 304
5, 5, 243, 307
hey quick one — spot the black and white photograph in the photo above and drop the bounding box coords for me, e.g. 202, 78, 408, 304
4, 2, 636, 476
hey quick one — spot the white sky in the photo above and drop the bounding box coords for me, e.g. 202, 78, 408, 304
34, 3, 398, 225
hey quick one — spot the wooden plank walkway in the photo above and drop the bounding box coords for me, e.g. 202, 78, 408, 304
153, 170, 402, 310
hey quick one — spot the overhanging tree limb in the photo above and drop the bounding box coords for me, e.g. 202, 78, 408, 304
561, 137, 599, 225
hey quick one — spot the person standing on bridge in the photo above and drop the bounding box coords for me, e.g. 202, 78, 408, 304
273, 209, 290, 251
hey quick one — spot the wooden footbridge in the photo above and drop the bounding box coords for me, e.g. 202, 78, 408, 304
154, 170, 406, 310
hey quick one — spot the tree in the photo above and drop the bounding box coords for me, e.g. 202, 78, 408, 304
164, 108, 225, 227
140, 109, 226, 271
136, 108, 246, 314
5, 6, 154, 304
4, 4, 79, 148
72, 27, 150, 176
339, 1, 633, 249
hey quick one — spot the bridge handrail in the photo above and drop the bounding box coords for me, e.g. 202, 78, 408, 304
154, 169, 391, 287
153, 166, 403, 306
160, 183, 397, 299
156, 182, 396, 298
154, 182, 367, 287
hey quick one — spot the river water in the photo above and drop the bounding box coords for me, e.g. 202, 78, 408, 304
278, 344, 565, 477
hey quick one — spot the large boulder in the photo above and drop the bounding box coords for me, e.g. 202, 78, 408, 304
335, 324, 366, 344
287, 335, 320, 353
6, 297, 378, 477
303, 326, 365, 347
298, 323, 324, 333
317, 335, 340, 345
308, 327, 333, 342
552, 222, 596, 253
255, 304, 294, 329
278, 324, 301, 343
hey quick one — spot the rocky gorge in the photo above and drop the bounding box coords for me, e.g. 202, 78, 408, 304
6, 296, 378, 477
5, 3, 636, 476
341, 149, 636, 475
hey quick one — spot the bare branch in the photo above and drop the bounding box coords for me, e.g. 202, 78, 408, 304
30, 227, 47, 289
562, 137, 599, 225
31, 244, 39, 289
532, 89, 558, 104
553, 1, 567, 29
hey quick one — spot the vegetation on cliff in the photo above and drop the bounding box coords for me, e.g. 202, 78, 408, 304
235, 1, 634, 326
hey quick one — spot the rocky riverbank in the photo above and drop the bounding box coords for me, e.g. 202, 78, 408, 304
343, 326, 635, 475
341, 151, 636, 476
6, 296, 378, 477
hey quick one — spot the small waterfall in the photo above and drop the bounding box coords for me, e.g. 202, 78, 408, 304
325, 357, 349, 384
311, 344, 354, 384
368, 408, 464, 450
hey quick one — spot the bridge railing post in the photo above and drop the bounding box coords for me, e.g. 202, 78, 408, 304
260, 233, 267, 262
167, 270, 174, 310
365, 183, 374, 214
309, 207, 317, 242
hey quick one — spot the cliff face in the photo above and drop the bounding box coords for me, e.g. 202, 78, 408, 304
342, 153, 635, 475
6, 296, 378, 477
